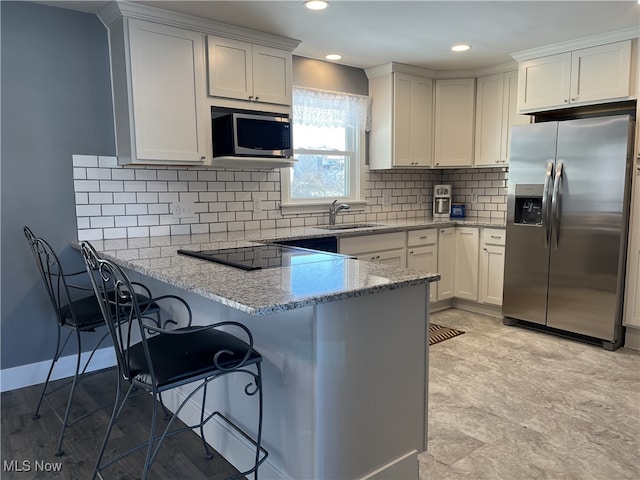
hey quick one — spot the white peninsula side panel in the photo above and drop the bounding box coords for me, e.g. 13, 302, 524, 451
128, 272, 430, 480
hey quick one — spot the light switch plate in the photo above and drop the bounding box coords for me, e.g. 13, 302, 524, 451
172, 201, 195, 218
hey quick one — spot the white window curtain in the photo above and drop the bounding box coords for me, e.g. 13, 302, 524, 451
292, 87, 372, 131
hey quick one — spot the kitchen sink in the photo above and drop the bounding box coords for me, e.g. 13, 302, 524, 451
318, 223, 382, 230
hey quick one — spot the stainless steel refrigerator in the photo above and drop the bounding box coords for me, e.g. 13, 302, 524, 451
503, 114, 634, 350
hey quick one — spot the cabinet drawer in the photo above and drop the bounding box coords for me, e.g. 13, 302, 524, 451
482, 228, 506, 246
339, 232, 405, 255
407, 228, 437, 246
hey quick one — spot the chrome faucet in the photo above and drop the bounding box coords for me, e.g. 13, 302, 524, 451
329, 199, 350, 225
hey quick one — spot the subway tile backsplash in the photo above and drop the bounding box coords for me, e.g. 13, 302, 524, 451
72, 155, 508, 240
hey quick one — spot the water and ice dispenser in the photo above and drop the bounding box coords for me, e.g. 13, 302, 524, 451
514, 184, 543, 225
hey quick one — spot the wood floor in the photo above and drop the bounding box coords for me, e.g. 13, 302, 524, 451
1, 368, 239, 479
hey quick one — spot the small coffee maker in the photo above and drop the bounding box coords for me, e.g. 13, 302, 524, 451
433, 184, 452, 218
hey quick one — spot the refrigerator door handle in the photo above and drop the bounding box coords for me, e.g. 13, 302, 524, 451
542, 161, 554, 248
551, 161, 564, 249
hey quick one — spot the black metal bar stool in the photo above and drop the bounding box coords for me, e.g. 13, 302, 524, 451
24, 226, 158, 456
80, 241, 267, 480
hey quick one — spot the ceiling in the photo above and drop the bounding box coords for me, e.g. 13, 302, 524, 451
40, 1, 640, 71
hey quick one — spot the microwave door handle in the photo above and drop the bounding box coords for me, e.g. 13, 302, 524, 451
551, 161, 564, 249
542, 161, 554, 248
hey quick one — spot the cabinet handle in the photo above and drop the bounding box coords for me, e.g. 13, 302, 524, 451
563, 99, 569, 103
490, 235, 502, 239
419, 236, 427, 239
200, 155, 206, 160
409, 250, 414, 254
255, 96, 260, 101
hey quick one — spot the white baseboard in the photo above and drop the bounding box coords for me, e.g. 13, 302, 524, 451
452, 298, 503, 318
624, 326, 640, 350
0, 347, 116, 393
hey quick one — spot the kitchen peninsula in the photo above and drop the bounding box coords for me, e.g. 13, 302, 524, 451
79, 229, 439, 479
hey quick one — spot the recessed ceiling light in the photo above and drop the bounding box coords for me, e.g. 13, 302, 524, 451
325, 54, 342, 61
305, 0, 329, 10
451, 44, 471, 52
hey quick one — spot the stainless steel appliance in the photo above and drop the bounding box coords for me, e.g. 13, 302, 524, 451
212, 112, 292, 158
433, 184, 452, 218
503, 114, 634, 350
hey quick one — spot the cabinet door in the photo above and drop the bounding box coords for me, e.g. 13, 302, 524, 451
207, 36, 253, 101
474, 73, 504, 166
434, 79, 475, 167
393, 74, 415, 167
437, 228, 455, 301
454, 227, 479, 301
480, 244, 505, 306
501, 70, 531, 163
393, 74, 433, 167
411, 76, 434, 166
252, 45, 292, 105
408, 245, 438, 302
570, 41, 631, 105
126, 19, 208, 164
623, 143, 640, 328
517, 52, 571, 113
376, 249, 407, 268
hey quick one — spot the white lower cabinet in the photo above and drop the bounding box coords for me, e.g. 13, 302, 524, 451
360, 249, 407, 267
339, 232, 407, 268
479, 228, 506, 306
623, 117, 640, 331
337, 226, 506, 308
454, 227, 479, 301
436, 228, 455, 301
407, 229, 438, 301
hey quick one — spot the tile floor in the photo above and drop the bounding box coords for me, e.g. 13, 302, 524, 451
420, 309, 640, 480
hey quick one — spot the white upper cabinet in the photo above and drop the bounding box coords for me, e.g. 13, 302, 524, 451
517, 40, 632, 113
99, 2, 300, 166
475, 71, 530, 166
434, 78, 476, 167
207, 36, 292, 106
107, 18, 209, 166
368, 70, 433, 169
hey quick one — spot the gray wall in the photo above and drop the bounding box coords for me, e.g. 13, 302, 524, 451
1, 1, 115, 370
293, 56, 368, 95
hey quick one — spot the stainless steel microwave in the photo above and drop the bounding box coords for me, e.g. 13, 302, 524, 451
212, 112, 292, 158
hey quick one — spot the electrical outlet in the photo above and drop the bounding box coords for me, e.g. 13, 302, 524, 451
172, 201, 195, 219
471, 193, 478, 203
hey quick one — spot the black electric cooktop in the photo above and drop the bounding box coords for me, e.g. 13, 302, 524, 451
177, 245, 348, 271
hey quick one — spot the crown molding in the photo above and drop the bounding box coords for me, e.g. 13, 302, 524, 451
98, 1, 301, 51
365, 62, 437, 79
511, 27, 639, 62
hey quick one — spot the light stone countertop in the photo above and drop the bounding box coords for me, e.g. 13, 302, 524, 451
74, 218, 502, 316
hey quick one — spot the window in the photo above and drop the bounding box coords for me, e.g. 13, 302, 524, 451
281, 87, 371, 212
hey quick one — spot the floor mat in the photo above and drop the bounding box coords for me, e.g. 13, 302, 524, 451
429, 323, 464, 345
